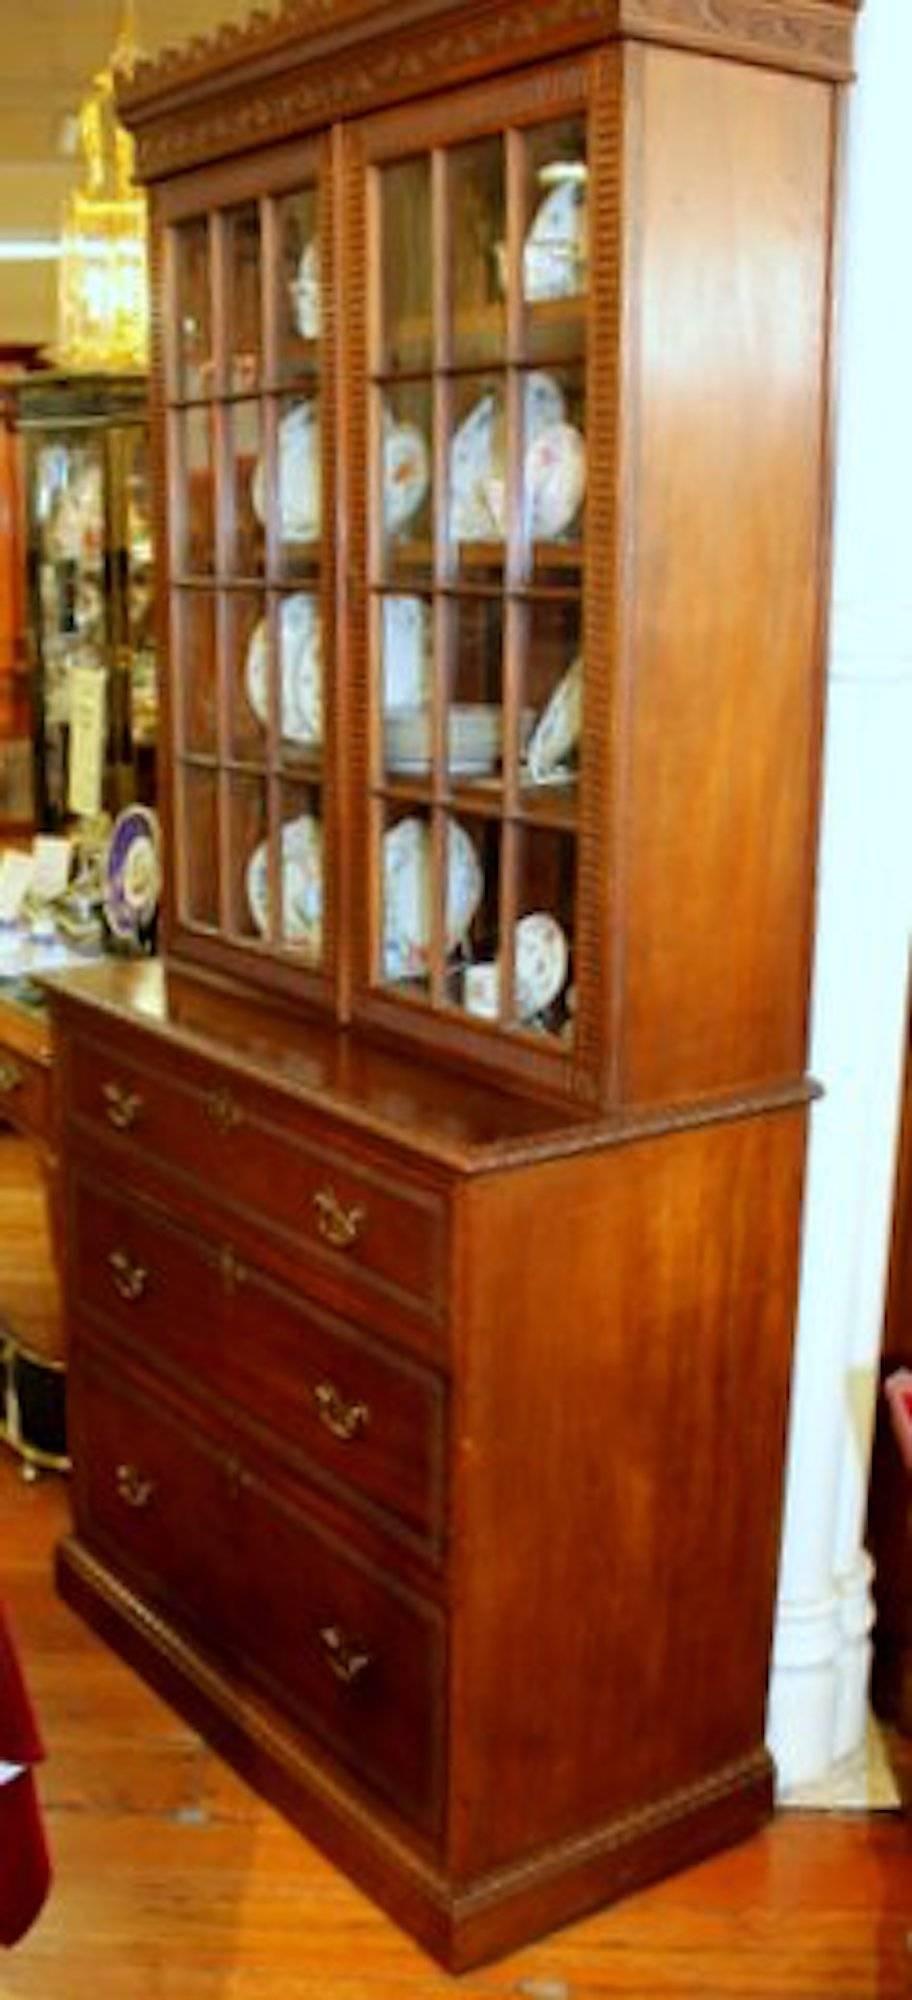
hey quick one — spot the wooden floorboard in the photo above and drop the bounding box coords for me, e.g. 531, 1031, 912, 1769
1, 1127, 911, 1996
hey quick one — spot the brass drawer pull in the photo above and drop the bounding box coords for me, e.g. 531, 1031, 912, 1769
116, 1463, 155, 1509
204, 1087, 242, 1135
314, 1381, 370, 1443
103, 1080, 143, 1131
318, 1624, 373, 1687
0, 1057, 23, 1095
313, 1186, 365, 1250
108, 1248, 148, 1303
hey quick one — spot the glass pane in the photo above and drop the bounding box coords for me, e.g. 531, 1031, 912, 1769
520, 598, 582, 814
278, 783, 323, 962
226, 400, 264, 576
181, 766, 220, 926
446, 596, 505, 789
124, 433, 156, 749
226, 592, 267, 761
451, 137, 506, 368
379, 593, 432, 719
224, 203, 262, 393
277, 591, 323, 765
229, 773, 270, 940
175, 407, 215, 575
520, 364, 586, 575
276, 187, 320, 383
514, 825, 576, 1043
380, 805, 433, 996
175, 591, 217, 755
448, 373, 505, 568
376, 382, 432, 586
173, 218, 212, 398
444, 816, 501, 1020
273, 394, 322, 579
522, 117, 588, 355
379, 157, 432, 373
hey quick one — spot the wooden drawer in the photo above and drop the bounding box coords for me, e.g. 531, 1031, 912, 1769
0, 1043, 50, 1143
67, 1033, 448, 1332
72, 1173, 447, 1549
72, 1349, 445, 1836
71, 1351, 241, 1657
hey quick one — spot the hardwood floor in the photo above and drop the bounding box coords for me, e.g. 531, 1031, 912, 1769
1, 1131, 911, 1998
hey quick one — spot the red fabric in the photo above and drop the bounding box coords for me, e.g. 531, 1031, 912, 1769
0, 1605, 50, 1947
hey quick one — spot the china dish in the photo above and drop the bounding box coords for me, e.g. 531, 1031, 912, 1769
246, 813, 323, 958
245, 594, 322, 746
383, 416, 430, 533
384, 702, 535, 776
251, 402, 321, 542
383, 815, 482, 980
524, 161, 588, 301
104, 806, 162, 941
290, 239, 320, 340
526, 655, 583, 781
381, 594, 432, 710
514, 910, 569, 1018
449, 372, 585, 543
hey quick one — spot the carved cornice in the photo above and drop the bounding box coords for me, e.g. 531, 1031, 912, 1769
121, 0, 859, 183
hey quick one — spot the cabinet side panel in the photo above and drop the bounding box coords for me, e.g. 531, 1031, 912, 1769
619, 51, 834, 1104
450, 1110, 806, 1874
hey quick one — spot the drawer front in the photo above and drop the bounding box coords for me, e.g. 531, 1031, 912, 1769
0, 1044, 50, 1141
72, 1174, 446, 1548
72, 1349, 445, 1836
68, 1035, 448, 1328
71, 1353, 240, 1655
238, 1464, 445, 1834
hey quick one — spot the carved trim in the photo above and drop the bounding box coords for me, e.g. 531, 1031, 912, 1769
125, 0, 857, 183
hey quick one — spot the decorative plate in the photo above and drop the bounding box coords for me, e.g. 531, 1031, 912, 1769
525, 421, 586, 541
524, 164, 588, 302
245, 594, 322, 746
382, 816, 482, 981
383, 417, 430, 534
246, 813, 323, 958
381, 594, 432, 711
290, 239, 320, 340
526, 655, 583, 782
251, 402, 321, 543
449, 374, 566, 541
514, 911, 569, 1019
104, 806, 162, 941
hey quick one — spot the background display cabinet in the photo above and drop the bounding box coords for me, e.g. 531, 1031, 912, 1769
17, 373, 157, 828
46, 0, 859, 1972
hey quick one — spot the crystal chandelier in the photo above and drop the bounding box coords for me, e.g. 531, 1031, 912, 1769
57, 3, 149, 372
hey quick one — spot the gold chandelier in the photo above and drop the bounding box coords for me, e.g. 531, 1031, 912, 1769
57, 2, 149, 372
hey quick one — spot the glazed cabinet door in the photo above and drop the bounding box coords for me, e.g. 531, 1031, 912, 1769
156, 138, 338, 1005
343, 56, 617, 1104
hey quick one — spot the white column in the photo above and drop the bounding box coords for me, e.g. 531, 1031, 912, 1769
767, 0, 912, 1790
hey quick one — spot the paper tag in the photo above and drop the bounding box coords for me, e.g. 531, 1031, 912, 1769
0, 850, 34, 922
68, 665, 107, 819
31, 834, 72, 903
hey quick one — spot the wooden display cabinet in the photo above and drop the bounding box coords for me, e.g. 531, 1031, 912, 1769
45, 0, 860, 1972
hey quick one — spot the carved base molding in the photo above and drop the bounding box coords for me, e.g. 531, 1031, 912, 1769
58, 1534, 774, 1973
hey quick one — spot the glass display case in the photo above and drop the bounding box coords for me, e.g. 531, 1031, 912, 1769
17, 373, 157, 829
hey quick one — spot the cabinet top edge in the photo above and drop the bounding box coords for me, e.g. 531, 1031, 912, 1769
40, 961, 817, 1176
118, 0, 860, 183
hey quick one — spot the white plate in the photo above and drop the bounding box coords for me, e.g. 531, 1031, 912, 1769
383, 418, 430, 534
525, 422, 586, 541
383, 816, 482, 980
246, 813, 323, 957
515, 911, 569, 1018
245, 595, 322, 746
290, 239, 320, 340
381, 595, 432, 711
449, 375, 571, 542
524, 166, 588, 302
526, 656, 583, 782
251, 403, 320, 543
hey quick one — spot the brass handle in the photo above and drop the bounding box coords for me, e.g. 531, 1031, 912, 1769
204, 1087, 242, 1135
318, 1624, 373, 1687
314, 1381, 370, 1443
103, 1080, 143, 1131
116, 1463, 155, 1509
108, 1248, 148, 1303
313, 1186, 365, 1251
0, 1057, 23, 1095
